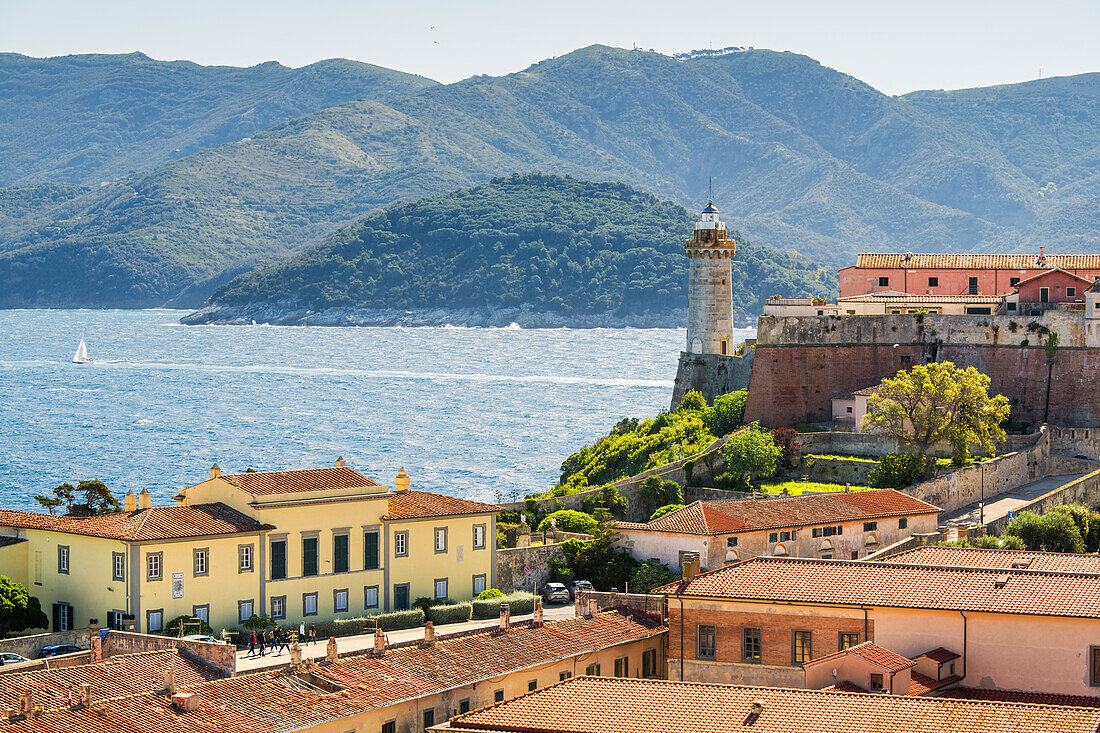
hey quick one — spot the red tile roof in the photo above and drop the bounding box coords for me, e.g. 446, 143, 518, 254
222, 466, 380, 495
802, 642, 915, 673
854, 253, 1100, 270
614, 489, 938, 535
885, 546, 1100, 574
838, 293, 1004, 303
940, 687, 1100, 709
656, 556, 1100, 618
383, 489, 501, 519
0, 503, 268, 541
445, 676, 1100, 732
916, 647, 960, 664
909, 671, 961, 696
1011, 267, 1095, 289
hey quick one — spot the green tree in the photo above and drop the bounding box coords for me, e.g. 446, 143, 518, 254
868, 453, 937, 489
862, 362, 1010, 460
34, 483, 73, 515
628, 561, 680, 593
649, 504, 684, 521
704, 390, 747, 437
721, 424, 781, 490
770, 428, 800, 470
1006, 510, 1086, 553
581, 485, 629, 518
241, 614, 275, 631
165, 614, 214, 637
638, 476, 683, 515
0, 576, 30, 636
22, 596, 48, 631
676, 390, 707, 413
536, 510, 599, 535
34, 480, 121, 516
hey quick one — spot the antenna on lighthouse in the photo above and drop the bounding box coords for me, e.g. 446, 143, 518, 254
708, 176, 714, 203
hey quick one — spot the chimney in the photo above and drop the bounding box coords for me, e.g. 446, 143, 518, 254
424, 621, 436, 645
88, 619, 101, 662
681, 552, 701, 582
161, 669, 176, 695
171, 693, 200, 713
325, 636, 338, 664
373, 627, 386, 656
532, 600, 544, 627
209, 463, 221, 480
79, 684, 91, 707
290, 640, 302, 668
498, 603, 511, 632
585, 598, 597, 619
335, 456, 346, 468
137, 488, 152, 511
394, 468, 411, 492
124, 490, 137, 512
18, 690, 32, 715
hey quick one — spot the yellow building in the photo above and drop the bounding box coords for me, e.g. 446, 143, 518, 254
0, 461, 500, 634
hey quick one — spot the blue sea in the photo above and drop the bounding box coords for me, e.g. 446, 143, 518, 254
0, 310, 756, 508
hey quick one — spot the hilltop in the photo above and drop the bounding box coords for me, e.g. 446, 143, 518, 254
2, 46, 1100, 307
182, 175, 835, 327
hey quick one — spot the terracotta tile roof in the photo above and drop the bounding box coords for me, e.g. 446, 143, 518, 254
0, 650, 220, 713
838, 293, 1004, 303
884, 546, 1100, 574
0, 536, 26, 549
802, 642, 915, 673
940, 687, 1100, 709
824, 680, 866, 693
656, 556, 1100, 618
613, 489, 938, 536
383, 489, 501, 519
854, 253, 1100, 270
916, 647, 960, 663
0, 503, 268, 541
221, 466, 380, 495
908, 671, 961, 696
444, 676, 1100, 732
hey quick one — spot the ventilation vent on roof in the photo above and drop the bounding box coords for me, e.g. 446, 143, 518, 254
994, 574, 1011, 588
1010, 558, 1034, 569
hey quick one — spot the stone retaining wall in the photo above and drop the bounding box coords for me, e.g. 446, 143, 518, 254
101, 631, 236, 676
985, 469, 1100, 535
0, 628, 89, 659
496, 544, 565, 594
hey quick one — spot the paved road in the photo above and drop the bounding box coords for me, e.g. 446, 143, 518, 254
235, 602, 577, 672
941, 473, 1086, 529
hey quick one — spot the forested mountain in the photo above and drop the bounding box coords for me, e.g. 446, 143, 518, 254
1, 45, 1099, 308
0, 52, 438, 185
184, 175, 834, 326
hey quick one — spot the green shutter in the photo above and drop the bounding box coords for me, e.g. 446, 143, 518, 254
333, 535, 349, 574
303, 537, 318, 577
364, 532, 379, 570
271, 540, 287, 580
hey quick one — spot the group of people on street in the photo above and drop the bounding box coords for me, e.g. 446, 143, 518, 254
245, 621, 317, 657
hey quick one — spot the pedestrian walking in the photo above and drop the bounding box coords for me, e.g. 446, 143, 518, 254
257, 628, 266, 656
247, 631, 256, 657
299, 621, 305, 644
308, 622, 316, 645
278, 627, 291, 655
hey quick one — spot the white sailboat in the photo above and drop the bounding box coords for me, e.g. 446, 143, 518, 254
72, 333, 89, 364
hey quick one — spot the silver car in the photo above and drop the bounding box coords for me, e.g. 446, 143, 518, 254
542, 583, 571, 604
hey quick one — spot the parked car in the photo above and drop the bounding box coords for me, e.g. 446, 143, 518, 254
571, 580, 594, 600
38, 644, 83, 658
542, 583, 571, 604
0, 653, 29, 665
181, 634, 224, 644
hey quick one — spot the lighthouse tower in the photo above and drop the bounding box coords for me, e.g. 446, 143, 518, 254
685, 201, 736, 356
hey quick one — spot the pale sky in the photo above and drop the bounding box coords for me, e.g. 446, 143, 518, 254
1, 0, 1097, 94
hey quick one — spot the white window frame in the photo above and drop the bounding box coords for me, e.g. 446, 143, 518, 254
394, 531, 408, 557
194, 548, 208, 576
112, 552, 125, 581
473, 524, 486, 550
334, 588, 349, 613
364, 585, 379, 609
473, 574, 487, 596
239, 544, 253, 572
147, 553, 162, 580
270, 596, 286, 620
57, 545, 69, 574
434, 577, 448, 600
303, 592, 318, 617
238, 599, 254, 624
434, 527, 448, 554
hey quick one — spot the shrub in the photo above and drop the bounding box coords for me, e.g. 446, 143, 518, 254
770, 428, 800, 469
371, 609, 425, 631
1005, 511, 1045, 550
1049, 504, 1099, 552
537, 509, 599, 535
649, 504, 683, 521
868, 453, 936, 489
477, 588, 505, 600
241, 614, 275, 631
1006, 510, 1086, 553
165, 614, 213, 637
704, 390, 747, 437
427, 602, 473, 625
581, 485, 629, 518
721, 424, 781, 489
628, 561, 680, 593
638, 476, 683, 514
676, 390, 707, 413
412, 596, 444, 614
472, 592, 537, 619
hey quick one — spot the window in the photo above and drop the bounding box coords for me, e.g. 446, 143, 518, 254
928, 276, 938, 287
57, 545, 69, 574
614, 656, 629, 678
434, 527, 448, 553
423, 708, 435, 730
473, 574, 487, 596
238, 599, 254, 624
333, 534, 349, 574
193, 605, 210, 624
239, 544, 254, 573
870, 673, 884, 691
145, 608, 163, 633
364, 585, 379, 609
878, 276, 889, 287
792, 631, 812, 665
302, 536, 319, 577
494, 689, 504, 703
1040, 287, 1050, 303
382, 721, 396, 733
720, 340, 728, 355
147, 552, 162, 581
697, 624, 716, 660
394, 583, 410, 611
559, 671, 572, 681
642, 649, 658, 678
394, 531, 408, 557
586, 663, 601, 675
270, 539, 287, 580
899, 517, 908, 529
303, 592, 318, 617
194, 548, 208, 576
1068, 287, 1077, 298
839, 633, 860, 651
458, 699, 470, 714
863, 521, 878, 531
112, 552, 125, 581
473, 524, 486, 550
528, 679, 538, 691
743, 627, 762, 662
780, 530, 796, 541
271, 596, 286, 620
434, 578, 449, 600
334, 588, 349, 613
768, 532, 778, 543
846, 406, 853, 413
107, 610, 125, 630
52, 602, 73, 632
364, 531, 380, 570
1091, 646, 1100, 687
1010, 277, 1020, 287
813, 526, 843, 538
969, 276, 979, 295
1007, 301, 1017, 311
726, 536, 738, 548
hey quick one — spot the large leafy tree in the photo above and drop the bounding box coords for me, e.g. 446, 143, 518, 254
0, 576, 38, 636
721, 424, 782, 490
34, 480, 121, 516
862, 362, 1010, 461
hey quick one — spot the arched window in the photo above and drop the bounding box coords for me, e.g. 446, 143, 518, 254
772, 543, 788, 556
864, 533, 879, 548
724, 549, 740, 565
690, 337, 703, 354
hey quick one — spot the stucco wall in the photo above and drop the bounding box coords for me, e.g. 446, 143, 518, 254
496, 544, 565, 594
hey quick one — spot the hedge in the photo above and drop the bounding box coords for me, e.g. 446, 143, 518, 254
427, 602, 473, 625
472, 592, 537, 619
300, 609, 426, 639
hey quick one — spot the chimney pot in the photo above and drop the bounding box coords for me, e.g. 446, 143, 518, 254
682, 552, 701, 582
499, 603, 511, 632
373, 627, 386, 656
18, 690, 31, 715
80, 684, 91, 706
209, 463, 221, 480
325, 636, 338, 663
172, 693, 199, 712
395, 467, 411, 492
533, 600, 544, 627
137, 488, 152, 511
161, 669, 175, 695
424, 621, 436, 645
751, 700, 764, 715
290, 639, 302, 667
335, 456, 346, 468
124, 490, 137, 512
585, 598, 597, 619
